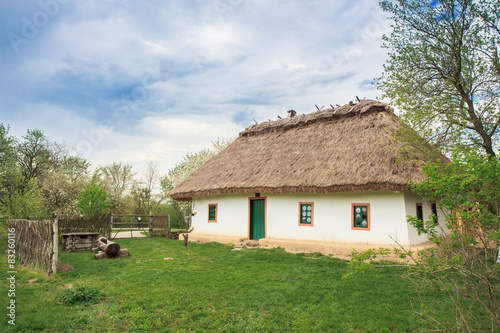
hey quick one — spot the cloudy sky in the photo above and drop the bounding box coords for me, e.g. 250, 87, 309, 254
0, 0, 392, 175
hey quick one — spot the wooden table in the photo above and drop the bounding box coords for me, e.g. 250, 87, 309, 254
61, 233, 99, 252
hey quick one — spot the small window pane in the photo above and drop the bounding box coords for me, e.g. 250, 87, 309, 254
353, 204, 369, 229
208, 204, 217, 222
299, 203, 313, 225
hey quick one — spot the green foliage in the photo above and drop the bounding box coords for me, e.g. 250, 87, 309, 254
1, 180, 48, 220
38, 155, 91, 218
343, 248, 399, 279
0, 124, 21, 205
378, 0, 500, 157
347, 154, 500, 331
411, 154, 500, 243
16, 128, 51, 182
0, 124, 93, 220
77, 183, 110, 219
59, 284, 104, 305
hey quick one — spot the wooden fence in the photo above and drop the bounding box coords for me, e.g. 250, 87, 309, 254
7, 219, 58, 274
58, 215, 109, 242
151, 215, 171, 238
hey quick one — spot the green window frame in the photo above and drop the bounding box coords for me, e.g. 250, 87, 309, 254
352, 203, 370, 230
299, 202, 314, 226
208, 204, 218, 223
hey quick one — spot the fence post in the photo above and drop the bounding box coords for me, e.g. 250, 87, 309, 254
51, 219, 58, 275
149, 215, 152, 237
167, 214, 171, 239
109, 214, 113, 239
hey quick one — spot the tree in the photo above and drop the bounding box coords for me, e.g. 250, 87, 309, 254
100, 162, 134, 213
407, 155, 499, 330
16, 129, 51, 184
347, 154, 500, 331
0, 126, 93, 220
2, 180, 47, 220
378, 0, 500, 157
142, 161, 159, 214
0, 124, 20, 201
38, 155, 91, 218
160, 138, 234, 220
160, 138, 233, 198
77, 183, 110, 220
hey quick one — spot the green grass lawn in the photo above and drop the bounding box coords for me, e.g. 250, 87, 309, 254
0, 238, 467, 332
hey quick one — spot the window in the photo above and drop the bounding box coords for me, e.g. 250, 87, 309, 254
352, 203, 370, 230
299, 202, 314, 226
208, 204, 217, 222
416, 203, 424, 231
431, 202, 438, 225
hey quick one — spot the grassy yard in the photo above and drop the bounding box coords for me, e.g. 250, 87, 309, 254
1, 238, 465, 332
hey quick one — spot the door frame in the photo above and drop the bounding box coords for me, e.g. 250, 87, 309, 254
248, 196, 267, 240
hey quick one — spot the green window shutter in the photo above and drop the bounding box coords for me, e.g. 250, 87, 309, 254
208, 204, 217, 222
299, 203, 313, 225
353, 205, 369, 229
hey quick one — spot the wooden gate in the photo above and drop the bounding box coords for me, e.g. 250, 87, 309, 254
151, 215, 171, 238
109, 214, 152, 240
109, 214, 171, 239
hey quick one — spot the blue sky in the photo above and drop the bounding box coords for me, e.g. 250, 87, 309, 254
0, 0, 391, 175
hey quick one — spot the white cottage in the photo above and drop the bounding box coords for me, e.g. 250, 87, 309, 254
169, 100, 448, 248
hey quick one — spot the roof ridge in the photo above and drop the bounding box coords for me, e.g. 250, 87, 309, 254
241, 100, 391, 137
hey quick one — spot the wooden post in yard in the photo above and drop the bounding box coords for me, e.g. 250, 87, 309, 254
109, 214, 113, 239
50, 219, 58, 274
149, 215, 152, 237
167, 214, 171, 239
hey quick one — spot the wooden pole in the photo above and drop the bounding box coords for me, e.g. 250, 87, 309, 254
167, 214, 171, 239
109, 214, 113, 239
149, 215, 152, 237
51, 219, 58, 275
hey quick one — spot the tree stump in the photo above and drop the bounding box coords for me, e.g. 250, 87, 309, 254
96, 237, 120, 256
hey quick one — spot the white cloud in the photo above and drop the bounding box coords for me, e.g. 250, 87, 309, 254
0, 0, 393, 176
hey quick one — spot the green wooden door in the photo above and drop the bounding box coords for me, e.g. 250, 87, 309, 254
250, 199, 265, 240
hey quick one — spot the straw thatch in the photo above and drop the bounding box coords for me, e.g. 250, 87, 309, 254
169, 100, 448, 201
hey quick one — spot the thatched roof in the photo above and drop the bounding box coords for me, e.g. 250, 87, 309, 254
169, 100, 448, 201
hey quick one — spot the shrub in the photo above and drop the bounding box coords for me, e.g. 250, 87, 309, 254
59, 285, 103, 305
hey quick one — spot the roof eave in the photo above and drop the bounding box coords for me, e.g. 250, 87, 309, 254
169, 182, 414, 201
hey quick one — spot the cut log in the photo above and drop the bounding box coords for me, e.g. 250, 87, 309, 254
94, 248, 129, 260
96, 237, 120, 256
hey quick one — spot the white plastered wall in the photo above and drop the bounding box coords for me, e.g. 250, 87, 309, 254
265, 192, 410, 244
191, 191, 432, 245
191, 193, 250, 238
404, 191, 449, 244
